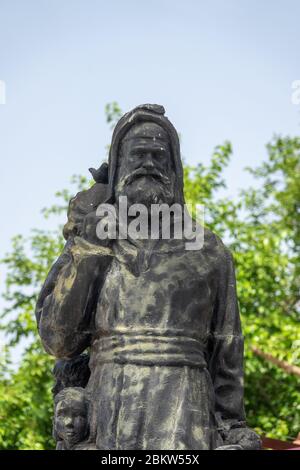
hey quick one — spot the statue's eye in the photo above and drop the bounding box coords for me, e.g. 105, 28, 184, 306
155, 149, 166, 159
134, 151, 144, 158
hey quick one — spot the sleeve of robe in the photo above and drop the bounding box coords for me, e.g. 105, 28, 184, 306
36, 236, 113, 359
208, 246, 247, 432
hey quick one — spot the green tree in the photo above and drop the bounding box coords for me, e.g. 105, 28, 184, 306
0, 106, 299, 449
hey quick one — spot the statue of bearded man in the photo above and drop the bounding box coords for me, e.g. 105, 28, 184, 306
36, 104, 261, 450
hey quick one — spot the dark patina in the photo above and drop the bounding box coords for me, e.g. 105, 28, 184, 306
36, 104, 261, 450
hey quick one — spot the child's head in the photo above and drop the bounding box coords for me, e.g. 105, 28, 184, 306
54, 387, 88, 448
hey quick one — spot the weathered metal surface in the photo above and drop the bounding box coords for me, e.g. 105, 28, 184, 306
36, 104, 261, 450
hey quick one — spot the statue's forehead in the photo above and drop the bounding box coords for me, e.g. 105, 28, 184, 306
122, 122, 169, 142
56, 397, 85, 412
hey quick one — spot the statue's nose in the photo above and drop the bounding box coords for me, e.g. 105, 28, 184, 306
64, 417, 73, 428
142, 153, 155, 169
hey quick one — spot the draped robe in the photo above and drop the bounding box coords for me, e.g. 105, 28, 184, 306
37, 228, 247, 450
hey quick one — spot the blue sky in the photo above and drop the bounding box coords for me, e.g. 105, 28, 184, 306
0, 0, 300, 359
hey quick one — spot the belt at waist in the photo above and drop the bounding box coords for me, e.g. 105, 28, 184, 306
90, 332, 207, 368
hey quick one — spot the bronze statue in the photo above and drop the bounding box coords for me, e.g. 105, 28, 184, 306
36, 104, 261, 450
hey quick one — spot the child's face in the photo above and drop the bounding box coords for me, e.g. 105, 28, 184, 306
55, 399, 88, 447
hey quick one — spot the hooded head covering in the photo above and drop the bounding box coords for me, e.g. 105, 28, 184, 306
106, 104, 185, 204
63, 105, 184, 240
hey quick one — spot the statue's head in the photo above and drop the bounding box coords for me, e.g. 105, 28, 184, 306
54, 387, 88, 448
107, 104, 185, 207
115, 121, 176, 207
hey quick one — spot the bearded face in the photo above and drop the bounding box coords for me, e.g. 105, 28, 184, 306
115, 122, 176, 208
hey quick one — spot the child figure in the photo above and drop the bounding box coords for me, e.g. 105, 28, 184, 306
54, 387, 94, 450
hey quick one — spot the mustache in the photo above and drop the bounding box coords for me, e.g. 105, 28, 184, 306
121, 168, 171, 187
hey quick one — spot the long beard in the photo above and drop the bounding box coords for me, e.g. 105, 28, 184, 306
116, 171, 176, 208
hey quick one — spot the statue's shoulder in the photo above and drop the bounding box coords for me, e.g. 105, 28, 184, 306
201, 226, 233, 261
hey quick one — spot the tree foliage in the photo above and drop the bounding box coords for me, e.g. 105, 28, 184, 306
0, 106, 299, 449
